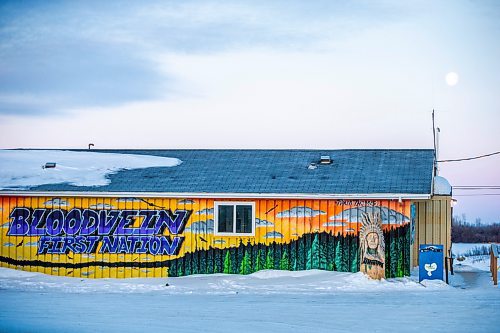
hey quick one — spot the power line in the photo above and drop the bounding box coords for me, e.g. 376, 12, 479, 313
438, 150, 500, 162
454, 187, 500, 190
454, 185, 500, 187
454, 194, 500, 196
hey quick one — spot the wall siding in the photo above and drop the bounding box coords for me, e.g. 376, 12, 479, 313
0, 196, 413, 278
411, 197, 452, 267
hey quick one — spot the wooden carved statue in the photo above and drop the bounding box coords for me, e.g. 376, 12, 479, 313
359, 212, 385, 279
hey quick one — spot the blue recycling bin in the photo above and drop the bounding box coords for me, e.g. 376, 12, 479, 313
419, 244, 444, 282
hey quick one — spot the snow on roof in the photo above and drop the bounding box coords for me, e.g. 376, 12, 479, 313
0, 150, 181, 190
0, 149, 435, 195
433, 175, 452, 196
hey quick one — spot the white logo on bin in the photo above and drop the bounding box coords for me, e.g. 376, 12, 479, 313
424, 263, 437, 276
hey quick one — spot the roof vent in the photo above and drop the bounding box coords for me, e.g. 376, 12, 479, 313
43, 162, 56, 169
319, 155, 332, 165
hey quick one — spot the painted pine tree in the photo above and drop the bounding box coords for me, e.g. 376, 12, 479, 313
273, 242, 281, 269
168, 259, 178, 277
296, 235, 306, 270
305, 233, 312, 269
237, 240, 245, 273
230, 248, 238, 274
318, 233, 328, 270
223, 250, 231, 274
396, 228, 404, 277
349, 235, 359, 273
327, 233, 336, 271
253, 249, 262, 272
404, 224, 411, 276
214, 248, 222, 274
251, 244, 259, 272
239, 249, 252, 275
206, 249, 214, 274
192, 252, 199, 275
184, 253, 192, 276
280, 248, 290, 270
258, 247, 266, 271
306, 233, 328, 270
177, 256, 184, 277
265, 247, 274, 269
290, 242, 297, 271
343, 236, 351, 272
335, 237, 348, 272
390, 229, 399, 278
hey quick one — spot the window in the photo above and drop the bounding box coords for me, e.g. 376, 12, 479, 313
214, 202, 255, 236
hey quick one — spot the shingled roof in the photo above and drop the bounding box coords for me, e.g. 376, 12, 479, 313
13, 149, 435, 197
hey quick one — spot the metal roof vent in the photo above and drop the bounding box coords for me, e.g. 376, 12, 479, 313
319, 155, 332, 165
308, 163, 317, 170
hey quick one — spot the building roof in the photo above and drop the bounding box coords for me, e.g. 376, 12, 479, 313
3, 149, 435, 197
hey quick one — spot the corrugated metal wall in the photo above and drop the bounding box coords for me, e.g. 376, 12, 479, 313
411, 197, 452, 267
0, 196, 412, 278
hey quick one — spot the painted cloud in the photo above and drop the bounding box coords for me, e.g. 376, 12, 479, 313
195, 208, 214, 215
329, 206, 410, 224
3, 242, 15, 247
25, 241, 38, 247
89, 203, 115, 209
263, 231, 284, 239
1, 222, 10, 228
185, 219, 214, 234
178, 199, 196, 205
276, 207, 326, 218
116, 197, 143, 203
255, 218, 274, 227
322, 221, 347, 227
43, 198, 69, 206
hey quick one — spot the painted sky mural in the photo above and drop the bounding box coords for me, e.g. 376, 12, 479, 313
0, 196, 411, 278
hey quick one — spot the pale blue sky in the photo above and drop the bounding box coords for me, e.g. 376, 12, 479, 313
0, 0, 499, 222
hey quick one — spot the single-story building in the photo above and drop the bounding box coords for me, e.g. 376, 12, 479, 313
0, 149, 452, 279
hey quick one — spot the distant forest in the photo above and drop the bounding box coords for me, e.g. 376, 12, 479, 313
452, 216, 500, 243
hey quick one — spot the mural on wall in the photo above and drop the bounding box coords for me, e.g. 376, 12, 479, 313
359, 212, 385, 279
6, 207, 191, 256
0, 196, 411, 279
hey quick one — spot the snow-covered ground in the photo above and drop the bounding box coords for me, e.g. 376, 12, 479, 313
0, 149, 180, 189
1, 256, 499, 333
452, 243, 494, 272
452, 243, 492, 257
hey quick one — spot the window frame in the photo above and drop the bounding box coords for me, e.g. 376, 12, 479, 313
214, 201, 256, 236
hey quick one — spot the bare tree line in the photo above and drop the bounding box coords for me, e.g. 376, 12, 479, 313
452, 215, 500, 243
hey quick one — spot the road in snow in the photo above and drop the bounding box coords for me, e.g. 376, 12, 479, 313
1, 258, 499, 333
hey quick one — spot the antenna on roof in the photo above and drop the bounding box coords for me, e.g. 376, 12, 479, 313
432, 110, 439, 176
88, 143, 94, 150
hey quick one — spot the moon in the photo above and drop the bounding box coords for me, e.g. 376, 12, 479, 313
445, 72, 459, 86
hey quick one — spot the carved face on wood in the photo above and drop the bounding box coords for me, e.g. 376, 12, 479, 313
366, 232, 380, 250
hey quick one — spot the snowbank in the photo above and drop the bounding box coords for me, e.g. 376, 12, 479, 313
0, 150, 181, 189
0, 268, 450, 295
452, 243, 492, 272
452, 243, 491, 257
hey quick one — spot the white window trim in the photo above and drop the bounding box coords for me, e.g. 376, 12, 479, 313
214, 201, 256, 236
